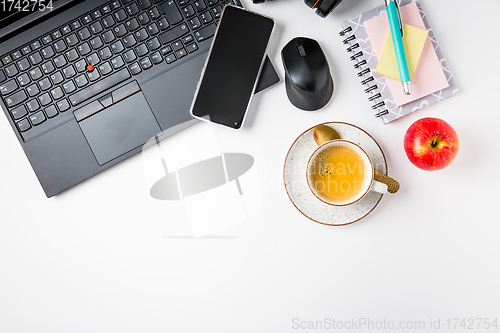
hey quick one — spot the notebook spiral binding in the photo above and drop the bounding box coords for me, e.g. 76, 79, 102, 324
339, 26, 389, 118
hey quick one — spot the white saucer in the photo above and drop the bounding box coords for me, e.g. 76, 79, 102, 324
283, 122, 388, 226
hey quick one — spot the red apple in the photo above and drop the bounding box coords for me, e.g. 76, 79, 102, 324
404, 117, 459, 171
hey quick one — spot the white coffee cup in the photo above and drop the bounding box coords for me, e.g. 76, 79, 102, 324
306, 140, 388, 206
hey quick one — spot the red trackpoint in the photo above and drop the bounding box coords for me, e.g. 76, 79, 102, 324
86, 64, 94, 72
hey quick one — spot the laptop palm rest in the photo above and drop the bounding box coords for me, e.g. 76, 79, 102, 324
75, 82, 161, 166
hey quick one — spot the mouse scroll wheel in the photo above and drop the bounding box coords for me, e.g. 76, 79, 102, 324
297, 44, 307, 57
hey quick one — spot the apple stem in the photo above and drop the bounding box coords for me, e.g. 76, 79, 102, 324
431, 133, 440, 148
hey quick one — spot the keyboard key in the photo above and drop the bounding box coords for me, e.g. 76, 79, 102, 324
65, 34, 79, 47
51, 30, 62, 40
63, 80, 76, 93
126, 17, 140, 31
182, 35, 194, 44
70, 20, 82, 30
38, 92, 52, 106
126, 3, 140, 15
5, 64, 18, 77
82, 14, 92, 24
111, 40, 124, 54
160, 1, 183, 25
98, 62, 113, 75
194, 0, 207, 12
147, 22, 159, 35
138, 0, 152, 9
53, 55, 67, 68
129, 62, 142, 75
90, 36, 103, 50
172, 41, 183, 51
135, 28, 149, 42
26, 99, 40, 112
65, 49, 79, 62
113, 9, 128, 22
17, 73, 31, 87
139, 56, 152, 70
86, 53, 100, 66
102, 15, 115, 29
50, 86, 64, 100
91, 9, 102, 20
211, 5, 222, 19
29, 52, 43, 65
87, 69, 101, 82
90, 21, 103, 34
69, 68, 131, 106
12, 51, 22, 60
99, 47, 113, 60
41, 61, 55, 74
41, 46, 54, 58
111, 56, 124, 69
182, 5, 195, 18
56, 98, 70, 112
0, 79, 19, 95
157, 17, 169, 30
0, 70, 4, 83
159, 24, 189, 44
78, 43, 91, 56
186, 43, 198, 53
194, 23, 216, 41
200, 11, 212, 24
30, 40, 42, 50
137, 13, 150, 25
21, 45, 31, 55
113, 24, 127, 37
53, 40, 67, 53
78, 27, 91, 40
2, 55, 12, 65
28, 67, 43, 80
160, 45, 172, 55
148, 6, 160, 19
74, 59, 87, 73
150, 51, 162, 64
111, 0, 121, 9
62, 25, 72, 34
74, 74, 88, 88
50, 71, 64, 84
42, 35, 52, 45
175, 48, 187, 59
102, 30, 115, 43
147, 37, 161, 50
45, 105, 58, 118
165, 53, 176, 64
123, 50, 137, 63
178, 0, 190, 5
5, 90, 27, 107
38, 77, 52, 91
17, 118, 31, 132
26, 83, 39, 96
188, 17, 201, 29
123, 35, 137, 48
10, 105, 28, 120
29, 111, 46, 125
136, 43, 148, 57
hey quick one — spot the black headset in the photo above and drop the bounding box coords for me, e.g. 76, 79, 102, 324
251, 0, 344, 18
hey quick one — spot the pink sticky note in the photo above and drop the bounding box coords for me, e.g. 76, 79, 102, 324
364, 2, 449, 107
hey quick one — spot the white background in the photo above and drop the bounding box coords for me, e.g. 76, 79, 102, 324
1, 0, 500, 332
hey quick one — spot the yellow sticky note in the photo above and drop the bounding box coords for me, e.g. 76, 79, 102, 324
375, 23, 429, 81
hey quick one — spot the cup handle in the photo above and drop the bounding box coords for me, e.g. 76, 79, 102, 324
373, 169, 400, 194
370, 179, 388, 194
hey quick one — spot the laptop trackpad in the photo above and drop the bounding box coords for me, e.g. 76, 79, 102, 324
78, 89, 161, 166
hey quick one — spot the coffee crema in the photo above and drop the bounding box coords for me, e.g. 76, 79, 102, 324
309, 145, 367, 203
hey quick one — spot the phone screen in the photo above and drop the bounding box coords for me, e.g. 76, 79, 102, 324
190, 6, 274, 129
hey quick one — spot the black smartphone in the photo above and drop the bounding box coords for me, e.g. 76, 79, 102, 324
190, 5, 275, 130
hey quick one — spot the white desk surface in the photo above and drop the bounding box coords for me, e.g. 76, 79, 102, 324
2, 0, 500, 332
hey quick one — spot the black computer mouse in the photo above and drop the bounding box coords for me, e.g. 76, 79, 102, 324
281, 37, 334, 111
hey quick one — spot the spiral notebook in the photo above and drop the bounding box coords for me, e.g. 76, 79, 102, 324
339, 0, 458, 123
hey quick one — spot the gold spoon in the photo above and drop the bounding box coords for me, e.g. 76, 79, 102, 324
312, 125, 400, 194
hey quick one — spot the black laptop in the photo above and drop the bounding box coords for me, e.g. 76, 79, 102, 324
0, 0, 279, 197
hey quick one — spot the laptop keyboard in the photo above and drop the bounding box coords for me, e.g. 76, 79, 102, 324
0, 0, 235, 139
